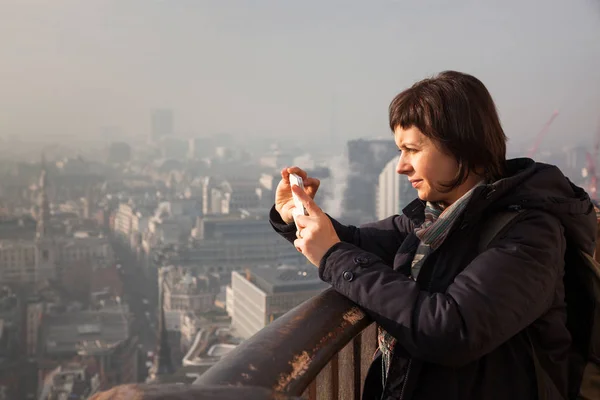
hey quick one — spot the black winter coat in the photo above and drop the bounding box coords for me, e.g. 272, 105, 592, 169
270, 159, 597, 400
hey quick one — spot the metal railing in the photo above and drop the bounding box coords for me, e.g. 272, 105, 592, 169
91, 288, 376, 399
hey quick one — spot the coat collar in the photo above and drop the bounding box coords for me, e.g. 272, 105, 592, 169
401, 158, 539, 226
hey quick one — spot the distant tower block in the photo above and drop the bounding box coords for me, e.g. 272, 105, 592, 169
37, 157, 50, 239
376, 156, 418, 220
35, 155, 56, 283
151, 109, 174, 141
83, 186, 93, 219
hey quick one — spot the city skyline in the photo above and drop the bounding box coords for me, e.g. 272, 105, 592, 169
1, 0, 599, 150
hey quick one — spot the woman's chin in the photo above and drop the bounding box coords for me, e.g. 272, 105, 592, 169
418, 191, 443, 204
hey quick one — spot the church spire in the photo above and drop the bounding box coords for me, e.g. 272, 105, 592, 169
37, 155, 50, 239
151, 272, 174, 380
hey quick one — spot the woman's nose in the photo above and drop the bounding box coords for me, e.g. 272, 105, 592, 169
396, 154, 412, 175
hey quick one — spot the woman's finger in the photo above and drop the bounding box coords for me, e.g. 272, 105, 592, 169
292, 186, 322, 217
287, 166, 308, 180
293, 238, 304, 254
294, 214, 309, 228
304, 177, 320, 195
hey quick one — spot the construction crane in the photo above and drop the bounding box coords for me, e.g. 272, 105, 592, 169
527, 110, 559, 158
584, 119, 600, 200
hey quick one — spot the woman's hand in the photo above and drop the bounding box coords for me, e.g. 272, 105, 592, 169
274, 166, 320, 224
291, 185, 340, 267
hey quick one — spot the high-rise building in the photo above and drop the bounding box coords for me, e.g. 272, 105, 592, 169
376, 157, 418, 220
36, 161, 50, 240
35, 159, 57, 283
159, 265, 219, 331
342, 138, 399, 224
228, 266, 329, 339
151, 109, 174, 140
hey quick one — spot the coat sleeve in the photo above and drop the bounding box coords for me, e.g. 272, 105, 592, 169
318, 210, 565, 367
269, 205, 413, 266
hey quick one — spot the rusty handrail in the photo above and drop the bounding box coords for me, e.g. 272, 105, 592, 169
196, 288, 373, 396
91, 384, 304, 400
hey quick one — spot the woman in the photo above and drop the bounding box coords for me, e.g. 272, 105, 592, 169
269, 71, 597, 399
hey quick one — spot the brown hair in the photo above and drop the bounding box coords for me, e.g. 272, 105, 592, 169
389, 70, 507, 190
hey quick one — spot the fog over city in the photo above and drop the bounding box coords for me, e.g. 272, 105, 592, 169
1, 0, 599, 154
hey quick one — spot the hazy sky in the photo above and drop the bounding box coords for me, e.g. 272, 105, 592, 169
1, 0, 599, 150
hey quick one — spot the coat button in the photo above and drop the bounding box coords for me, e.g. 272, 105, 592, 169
342, 271, 354, 281
354, 256, 369, 266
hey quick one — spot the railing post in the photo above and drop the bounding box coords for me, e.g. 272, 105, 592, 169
337, 333, 363, 400
359, 324, 378, 397
315, 352, 339, 400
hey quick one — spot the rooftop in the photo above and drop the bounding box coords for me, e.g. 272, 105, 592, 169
184, 326, 239, 365
162, 266, 220, 295
40, 361, 101, 400
44, 308, 130, 356
248, 265, 329, 294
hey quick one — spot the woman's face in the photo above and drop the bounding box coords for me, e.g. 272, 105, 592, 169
394, 126, 479, 206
